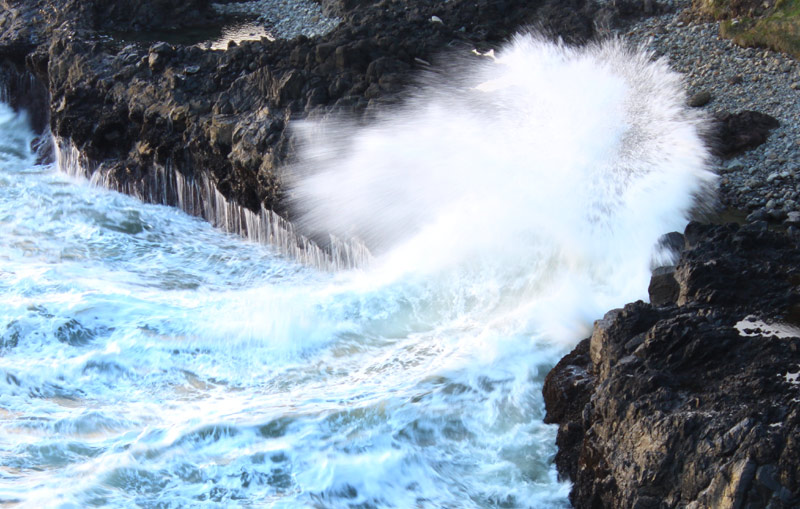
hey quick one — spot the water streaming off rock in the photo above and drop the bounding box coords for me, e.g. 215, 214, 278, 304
55, 141, 373, 271
0, 36, 714, 507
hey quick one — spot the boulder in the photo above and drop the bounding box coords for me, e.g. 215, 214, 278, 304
648, 266, 679, 307
688, 90, 712, 107
711, 110, 780, 158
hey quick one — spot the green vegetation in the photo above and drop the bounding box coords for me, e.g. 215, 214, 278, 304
692, 0, 776, 20
696, 0, 800, 58
693, 0, 735, 19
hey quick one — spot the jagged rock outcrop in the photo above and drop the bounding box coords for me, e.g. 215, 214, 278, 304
544, 222, 800, 508
0, 0, 667, 219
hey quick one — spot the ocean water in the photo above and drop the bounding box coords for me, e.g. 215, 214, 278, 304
0, 36, 715, 508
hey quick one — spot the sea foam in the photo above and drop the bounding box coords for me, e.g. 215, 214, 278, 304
289, 34, 716, 340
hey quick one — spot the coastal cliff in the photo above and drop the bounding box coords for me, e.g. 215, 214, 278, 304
0, 0, 629, 217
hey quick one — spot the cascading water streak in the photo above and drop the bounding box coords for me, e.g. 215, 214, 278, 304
54, 140, 374, 272
0, 35, 714, 508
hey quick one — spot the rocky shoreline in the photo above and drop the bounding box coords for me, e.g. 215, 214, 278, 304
625, 0, 800, 223
540, 4, 800, 506
544, 221, 800, 508
2, 0, 800, 507
0, 0, 655, 222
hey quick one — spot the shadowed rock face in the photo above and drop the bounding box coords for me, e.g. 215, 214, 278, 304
0, 0, 215, 54
544, 222, 800, 508
89, 0, 215, 31
711, 110, 781, 158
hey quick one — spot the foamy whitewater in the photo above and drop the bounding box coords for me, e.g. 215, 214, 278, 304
0, 35, 714, 507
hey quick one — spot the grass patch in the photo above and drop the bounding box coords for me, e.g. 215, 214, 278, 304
692, 0, 777, 20
693, 0, 733, 19
717, 0, 800, 58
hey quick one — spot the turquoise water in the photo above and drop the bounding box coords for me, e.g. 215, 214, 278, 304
0, 102, 570, 507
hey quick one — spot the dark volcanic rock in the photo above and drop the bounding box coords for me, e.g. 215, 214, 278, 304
544, 222, 800, 508
711, 110, 781, 158
647, 265, 679, 307
0, 0, 663, 221
0, 59, 49, 134
89, 0, 215, 31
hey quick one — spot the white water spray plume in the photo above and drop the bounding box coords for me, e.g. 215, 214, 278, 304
289, 34, 716, 340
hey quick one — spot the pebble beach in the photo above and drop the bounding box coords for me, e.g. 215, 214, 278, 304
624, 0, 800, 221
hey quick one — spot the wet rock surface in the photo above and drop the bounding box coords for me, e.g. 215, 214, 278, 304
544, 222, 800, 508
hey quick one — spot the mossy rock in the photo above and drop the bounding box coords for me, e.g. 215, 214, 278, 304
694, 0, 800, 59
722, 0, 800, 58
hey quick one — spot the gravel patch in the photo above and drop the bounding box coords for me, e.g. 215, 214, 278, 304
212, 0, 340, 40
622, 0, 800, 222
